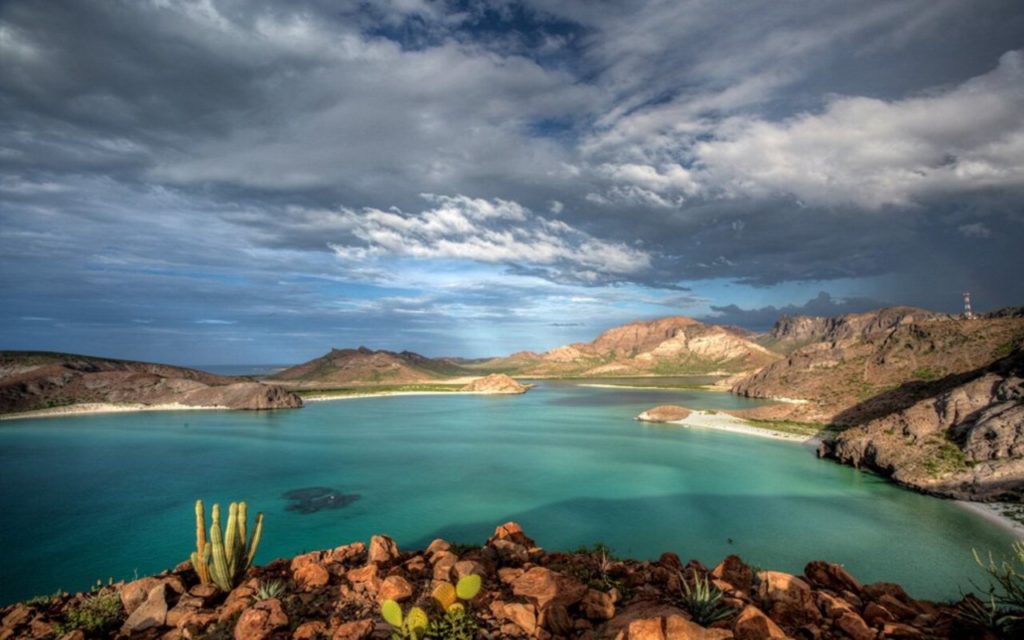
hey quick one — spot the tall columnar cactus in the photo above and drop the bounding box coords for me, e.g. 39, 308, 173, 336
189, 499, 263, 591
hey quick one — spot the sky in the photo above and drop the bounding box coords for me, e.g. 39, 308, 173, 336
2, 0, 1023, 365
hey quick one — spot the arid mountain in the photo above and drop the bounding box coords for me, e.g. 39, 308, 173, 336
733, 310, 1024, 423
0, 352, 302, 415
820, 348, 1024, 500
268, 347, 473, 387
485, 316, 780, 377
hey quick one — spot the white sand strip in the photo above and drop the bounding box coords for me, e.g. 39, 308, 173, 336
657, 410, 823, 446
0, 402, 230, 422
955, 501, 1024, 537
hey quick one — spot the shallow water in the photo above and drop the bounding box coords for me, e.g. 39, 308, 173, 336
0, 382, 1012, 604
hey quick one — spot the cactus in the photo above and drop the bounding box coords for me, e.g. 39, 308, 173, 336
189, 499, 263, 591
382, 575, 482, 640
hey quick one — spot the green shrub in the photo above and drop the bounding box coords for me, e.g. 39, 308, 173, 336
678, 571, 734, 626
963, 540, 1024, 637
381, 575, 482, 640
54, 590, 122, 635
256, 579, 285, 601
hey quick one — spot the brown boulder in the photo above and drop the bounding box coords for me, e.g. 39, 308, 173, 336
454, 560, 485, 579
732, 605, 787, 640
332, 619, 375, 640
665, 615, 734, 640
166, 594, 204, 628
378, 576, 414, 603
294, 562, 330, 590
121, 577, 165, 615
329, 542, 366, 565
491, 600, 537, 635
121, 584, 167, 634
712, 556, 753, 592
835, 611, 875, 640
757, 571, 820, 628
368, 535, 400, 565
492, 539, 529, 565
488, 521, 536, 548
803, 561, 862, 595
880, 621, 926, 639
628, 617, 666, 640
581, 589, 616, 621
293, 621, 328, 640
234, 598, 288, 640
540, 604, 574, 635
511, 566, 587, 610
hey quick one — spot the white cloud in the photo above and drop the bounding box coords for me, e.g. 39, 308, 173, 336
692, 50, 1024, 208
326, 193, 651, 280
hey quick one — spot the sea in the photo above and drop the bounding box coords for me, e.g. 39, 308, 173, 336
0, 380, 1013, 605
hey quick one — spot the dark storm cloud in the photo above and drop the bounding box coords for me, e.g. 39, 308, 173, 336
701, 292, 891, 332
2, 0, 1024, 361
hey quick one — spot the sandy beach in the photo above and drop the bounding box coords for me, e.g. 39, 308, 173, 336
652, 409, 824, 445
0, 402, 231, 422
955, 501, 1024, 538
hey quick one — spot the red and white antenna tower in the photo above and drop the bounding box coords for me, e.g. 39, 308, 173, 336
962, 291, 974, 320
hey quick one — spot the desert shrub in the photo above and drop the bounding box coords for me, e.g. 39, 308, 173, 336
678, 571, 734, 626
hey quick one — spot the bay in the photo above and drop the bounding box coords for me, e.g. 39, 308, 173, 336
0, 382, 1012, 605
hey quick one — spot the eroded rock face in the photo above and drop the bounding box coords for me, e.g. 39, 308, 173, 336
821, 350, 1024, 500
0, 521, 971, 640
460, 373, 529, 394
636, 405, 692, 423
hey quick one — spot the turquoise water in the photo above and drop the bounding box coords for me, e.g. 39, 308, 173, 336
0, 383, 1013, 605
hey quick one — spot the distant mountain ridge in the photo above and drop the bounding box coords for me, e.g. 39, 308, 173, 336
0, 351, 302, 415
268, 347, 475, 386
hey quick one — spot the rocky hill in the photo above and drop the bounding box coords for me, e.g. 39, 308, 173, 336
268, 347, 473, 387
732, 311, 1024, 423
820, 348, 1024, 500
460, 374, 529, 394
0, 352, 303, 415
486, 317, 779, 378
0, 522, 988, 640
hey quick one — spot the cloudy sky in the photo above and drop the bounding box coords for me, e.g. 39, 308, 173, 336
2, 0, 1023, 365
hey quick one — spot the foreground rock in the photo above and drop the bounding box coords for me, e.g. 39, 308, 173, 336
461, 373, 529, 394
1, 522, 985, 640
0, 351, 303, 415
636, 405, 692, 423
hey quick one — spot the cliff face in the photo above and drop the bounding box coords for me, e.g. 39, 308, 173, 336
490, 317, 779, 378
820, 349, 1024, 500
0, 352, 303, 414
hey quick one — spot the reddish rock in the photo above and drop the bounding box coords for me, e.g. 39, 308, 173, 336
658, 552, 683, 572
166, 594, 204, 628
491, 600, 537, 635
836, 611, 875, 640
293, 620, 328, 640
57, 631, 85, 640
864, 602, 896, 626
664, 615, 733, 640
804, 561, 863, 594
487, 521, 536, 548
511, 567, 587, 610
425, 539, 451, 557
492, 539, 530, 564
403, 555, 427, 575
816, 591, 855, 619
540, 604, 574, 635
329, 542, 366, 565
862, 583, 912, 605
432, 552, 458, 582
733, 605, 787, 640
121, 577, 165, 615
234, 598, 288, 640
880, 621, 926, 639
368, 535, 400, 565
581, 589, 616, 621
1, 605, 31, 631
290, 551, 324, 572
378, 576, 414, 602
628, 617, 666, 640
499, 567, 525, 584
294, 562, 330, 590
712, 556, 753, 593
188, 582, 221, 604
121, 584, 167, 634
332, 619, 375, 640
454, 560, 485, 579
756, 571, 820, 628
636, 405, 692, 423
878, 594, 920, 620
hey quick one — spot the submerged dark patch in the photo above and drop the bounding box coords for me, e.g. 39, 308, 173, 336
283, 487, 360, 514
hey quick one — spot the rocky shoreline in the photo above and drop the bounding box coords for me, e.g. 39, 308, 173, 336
0, 522, 996, 640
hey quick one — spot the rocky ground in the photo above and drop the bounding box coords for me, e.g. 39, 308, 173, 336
0, 523, 995, 640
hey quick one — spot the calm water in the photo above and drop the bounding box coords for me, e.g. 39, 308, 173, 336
0, 383, 1013, 605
